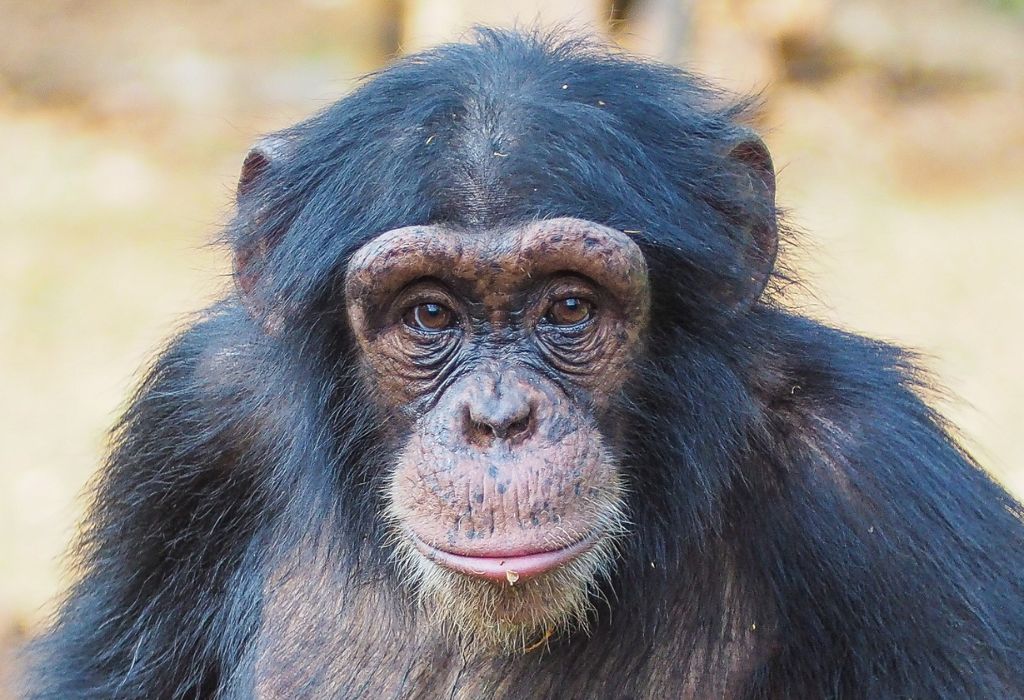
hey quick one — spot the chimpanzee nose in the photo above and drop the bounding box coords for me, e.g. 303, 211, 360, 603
463, 375, 536, 445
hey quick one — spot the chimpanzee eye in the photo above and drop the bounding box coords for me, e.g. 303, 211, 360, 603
546, 297, 593, 326
404, 302, 454, 332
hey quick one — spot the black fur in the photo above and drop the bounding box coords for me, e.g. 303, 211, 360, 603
26, 29, 1024, 698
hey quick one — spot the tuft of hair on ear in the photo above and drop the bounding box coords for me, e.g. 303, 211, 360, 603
723, 128, 779, 311
231, 135, 294, 335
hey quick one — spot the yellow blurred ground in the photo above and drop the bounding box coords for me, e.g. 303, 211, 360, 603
0, 0, 1021, 688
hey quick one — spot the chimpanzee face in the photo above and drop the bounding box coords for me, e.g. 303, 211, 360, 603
345, 217, 650, 651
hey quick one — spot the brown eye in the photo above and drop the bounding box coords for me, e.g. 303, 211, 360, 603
404, 302, 454, 332
547, 297, 592, 326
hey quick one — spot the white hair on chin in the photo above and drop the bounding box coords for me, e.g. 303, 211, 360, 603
383, 470, 628, 655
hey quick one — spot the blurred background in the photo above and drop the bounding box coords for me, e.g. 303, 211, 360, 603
1, 0, 1022, 691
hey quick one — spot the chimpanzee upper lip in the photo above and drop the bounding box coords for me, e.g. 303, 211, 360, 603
408, 531, 598, 583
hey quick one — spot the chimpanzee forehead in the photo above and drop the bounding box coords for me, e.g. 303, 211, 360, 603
344, 217, 649, 311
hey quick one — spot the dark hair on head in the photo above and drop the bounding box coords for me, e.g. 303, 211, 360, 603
229, 27, 786, 337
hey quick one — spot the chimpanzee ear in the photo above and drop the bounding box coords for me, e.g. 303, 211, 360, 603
726, 131, 778, 309
233, 135, 292, 334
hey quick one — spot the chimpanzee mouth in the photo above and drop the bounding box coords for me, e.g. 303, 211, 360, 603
408, 531, 599, 584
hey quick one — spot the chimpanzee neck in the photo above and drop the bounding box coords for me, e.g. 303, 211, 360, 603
240, 536, 770, 699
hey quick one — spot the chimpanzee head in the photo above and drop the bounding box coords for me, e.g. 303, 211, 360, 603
230, 30, 776, 652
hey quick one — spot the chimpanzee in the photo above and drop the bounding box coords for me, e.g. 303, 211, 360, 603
26, 29, 1024, 699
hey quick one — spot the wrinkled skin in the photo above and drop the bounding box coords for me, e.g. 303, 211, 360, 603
344, 218, 649, 647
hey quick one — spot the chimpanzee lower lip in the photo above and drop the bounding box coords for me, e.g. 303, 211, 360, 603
409, 532, 598, 583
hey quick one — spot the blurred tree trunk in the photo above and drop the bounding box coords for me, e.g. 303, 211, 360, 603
616, 0, 694, 64
391, 0, 831, 93
399, 0, 608, 51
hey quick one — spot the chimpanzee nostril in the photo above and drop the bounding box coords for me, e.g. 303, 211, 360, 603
466, 394, 534, 444
502, 413, 531, 440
